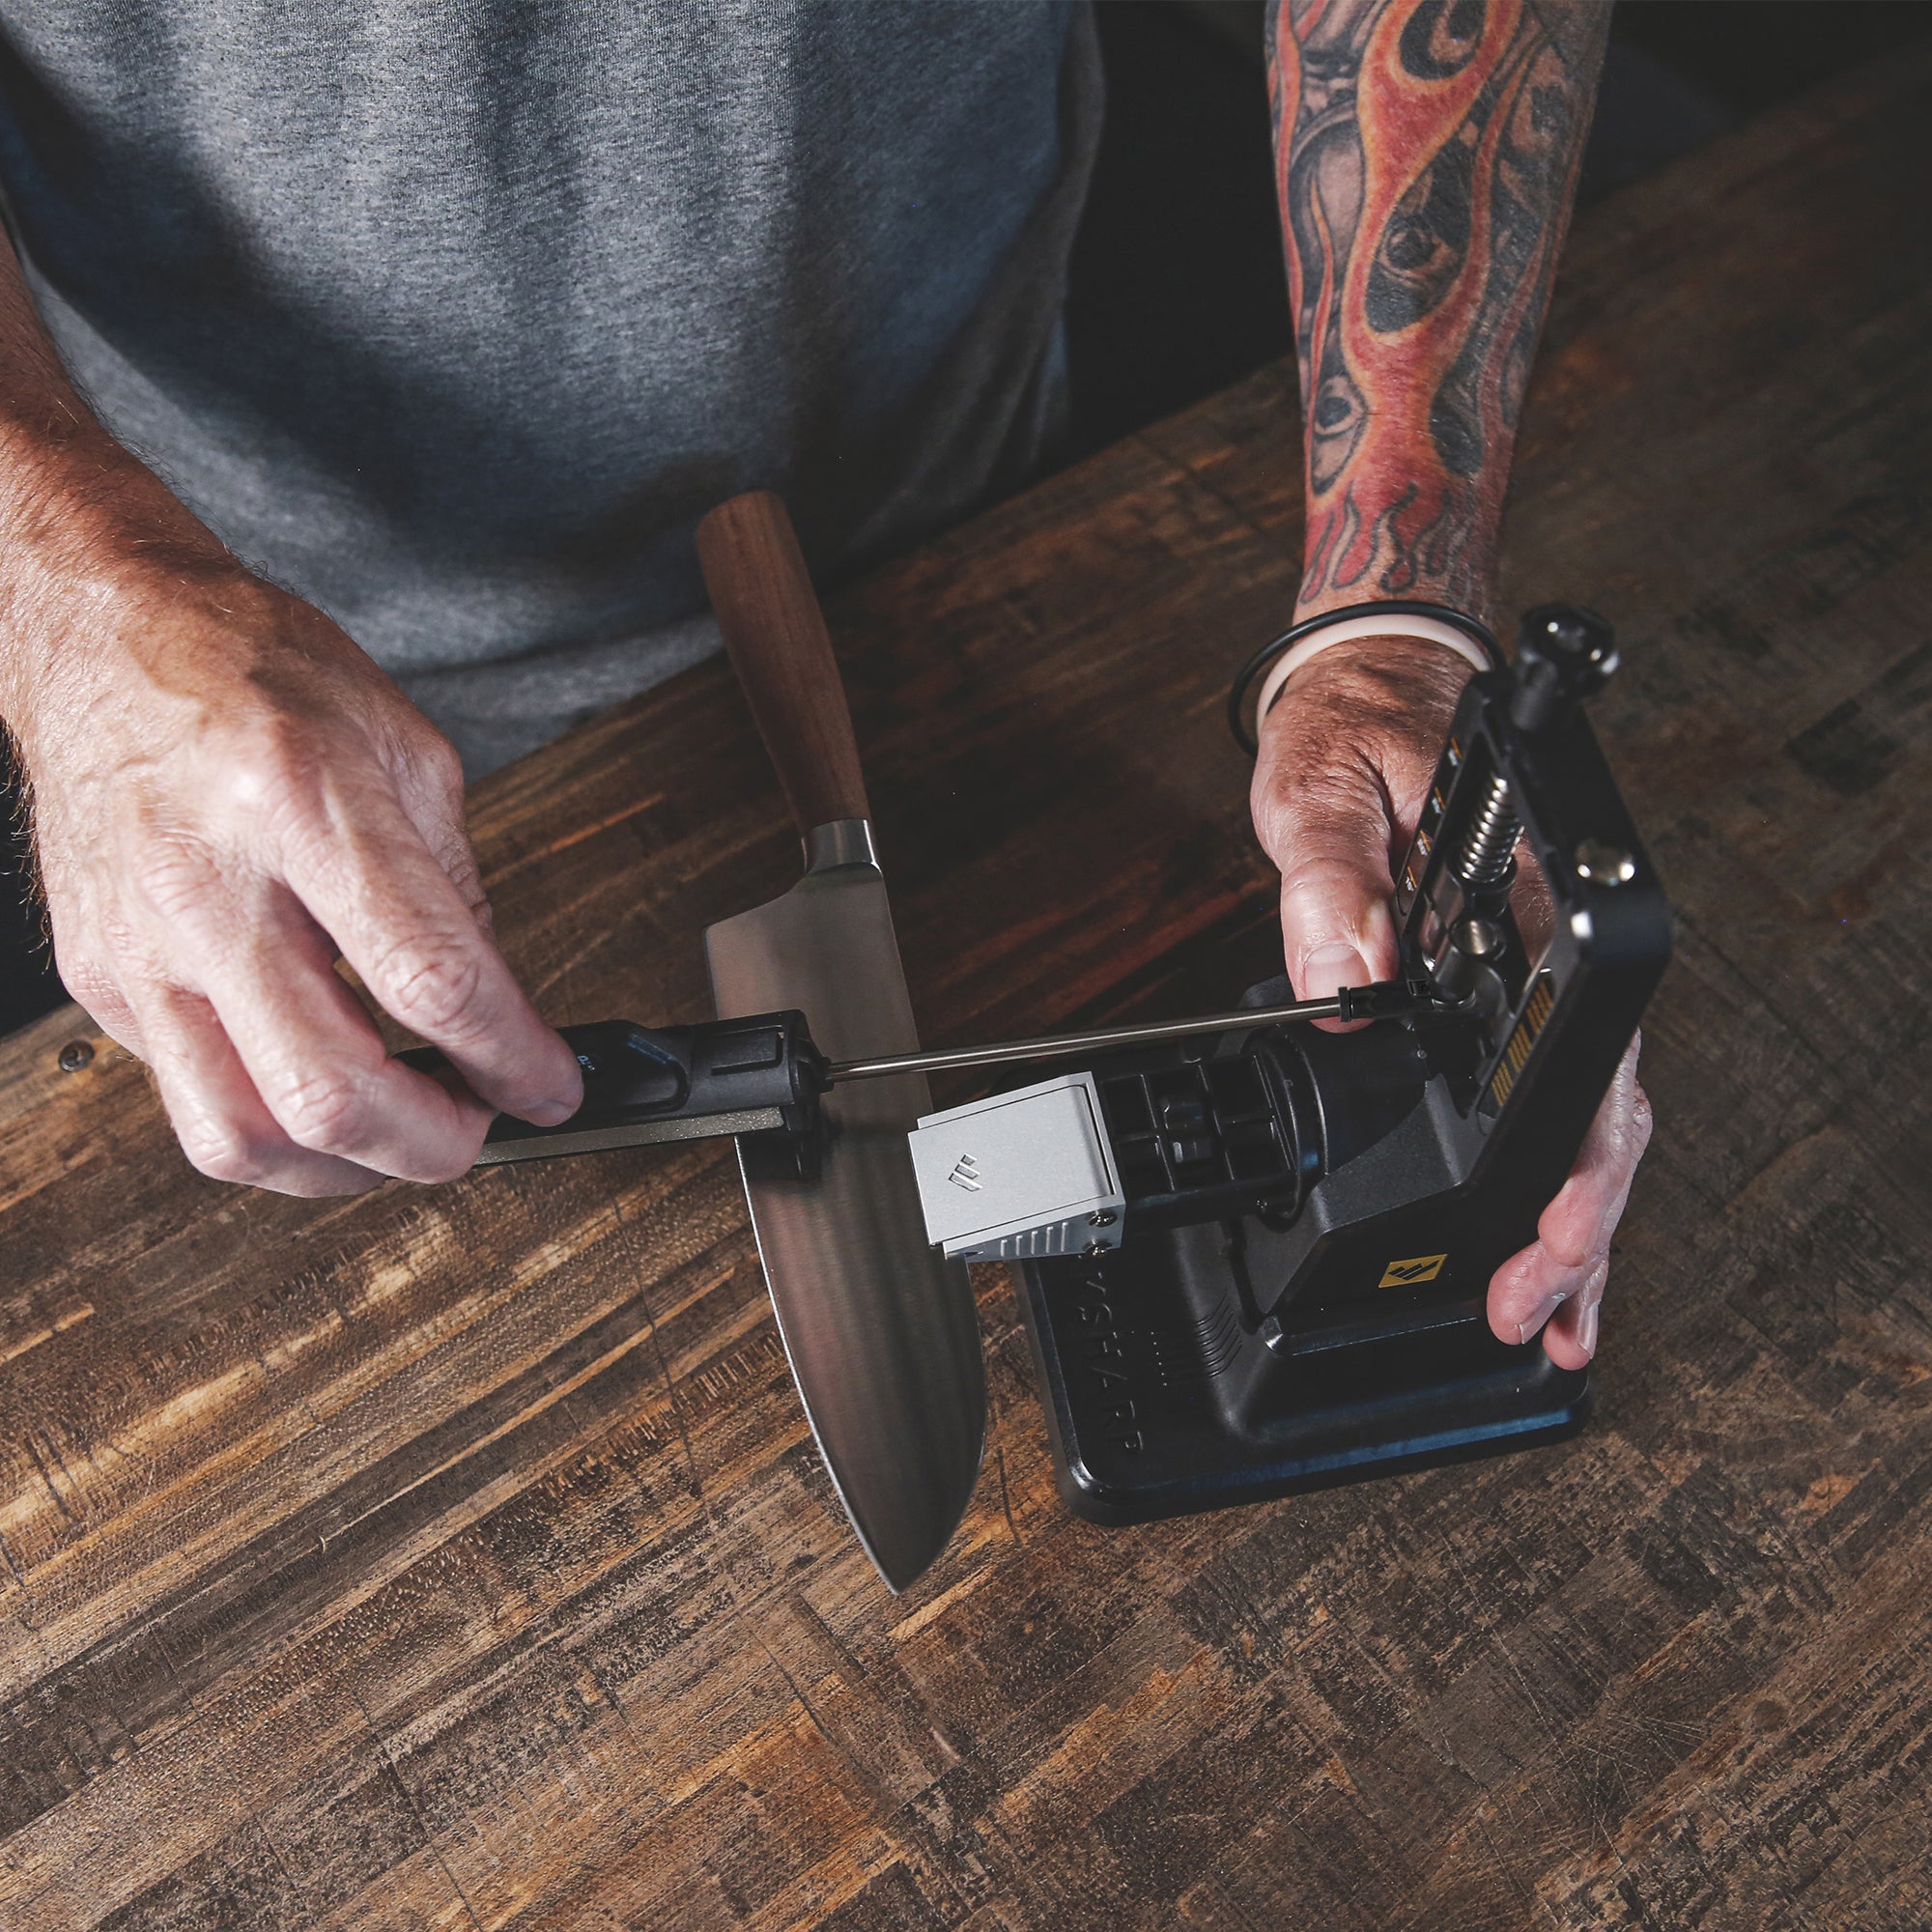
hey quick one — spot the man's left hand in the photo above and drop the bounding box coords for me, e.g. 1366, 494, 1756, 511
1249, 633, 1653, 1367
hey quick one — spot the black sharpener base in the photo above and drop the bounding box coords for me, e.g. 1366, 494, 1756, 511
1019, 1227, 1590, 1525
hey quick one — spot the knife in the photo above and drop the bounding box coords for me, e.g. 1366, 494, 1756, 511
694, 491, 985, 1593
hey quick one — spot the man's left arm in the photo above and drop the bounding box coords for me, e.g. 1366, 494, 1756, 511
1258, 0, 1647, 1368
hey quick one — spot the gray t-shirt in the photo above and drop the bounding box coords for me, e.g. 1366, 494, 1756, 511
0, 2, 1101, 772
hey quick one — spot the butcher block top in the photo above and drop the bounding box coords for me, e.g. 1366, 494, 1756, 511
3, 48, 1931, 1932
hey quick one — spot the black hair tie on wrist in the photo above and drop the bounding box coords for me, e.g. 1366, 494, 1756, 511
1226, 599, 1503, 757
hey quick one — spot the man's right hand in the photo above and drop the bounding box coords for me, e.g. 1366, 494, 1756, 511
5, 528, 583, 1196
0, 220, 579, 1195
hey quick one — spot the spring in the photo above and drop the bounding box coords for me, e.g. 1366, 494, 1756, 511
1455, 771, 1520, 887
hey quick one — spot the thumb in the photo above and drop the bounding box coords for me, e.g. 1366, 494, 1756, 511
1254, 768, 1401, 1032
1279, 845, 1401, 1031
1250, 634, 1469, 1028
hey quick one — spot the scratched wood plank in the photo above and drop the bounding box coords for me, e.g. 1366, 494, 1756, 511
3, 43, 1931, 1931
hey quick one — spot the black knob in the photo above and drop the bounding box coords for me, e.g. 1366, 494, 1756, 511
1510, 603, 1618, 732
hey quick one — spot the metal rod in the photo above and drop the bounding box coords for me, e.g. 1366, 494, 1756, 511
829, 994, 1352, 1084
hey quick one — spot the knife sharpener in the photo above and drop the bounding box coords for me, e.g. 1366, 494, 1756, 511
906, 604, 1671, 1522
431, 598, 1667, 1560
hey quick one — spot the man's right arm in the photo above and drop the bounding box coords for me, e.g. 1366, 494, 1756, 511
0, 237, 582, 1194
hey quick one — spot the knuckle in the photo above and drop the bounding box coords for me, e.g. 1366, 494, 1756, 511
130, 832, 222, 924
1629, 1085, 1656, 1156
58, 952, 125, 1013
1257, 769, 1390, 868
271, 1066, 373, 1154
374, 936, 487, 1037
206, 699, 298, 787
52, 919, 151, 1048
415, 729, 466, 797
1278, 853, 1384, 901
415, 1134, 485, 1187
1274, 857, 1394, 953
177, 1117, 270, 1186
214, 721, 323, 838
431, 833, 486, 911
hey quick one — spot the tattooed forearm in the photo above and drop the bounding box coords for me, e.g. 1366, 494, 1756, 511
1267, 0, 1609, 623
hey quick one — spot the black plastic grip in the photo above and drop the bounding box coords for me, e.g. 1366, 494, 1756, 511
399, 1011, 829, 1167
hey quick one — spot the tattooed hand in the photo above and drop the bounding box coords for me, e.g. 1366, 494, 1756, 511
1251, 635, 1651, 1367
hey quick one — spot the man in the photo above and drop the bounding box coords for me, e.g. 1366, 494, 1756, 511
0, 0, 1642, 1370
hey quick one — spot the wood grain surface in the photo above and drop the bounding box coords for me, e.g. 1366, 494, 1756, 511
4, 49, 1931, 1931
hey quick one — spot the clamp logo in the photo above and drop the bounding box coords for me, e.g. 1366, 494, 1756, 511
947, 1153, 982, 1192
1378, 1252, 1448, 1288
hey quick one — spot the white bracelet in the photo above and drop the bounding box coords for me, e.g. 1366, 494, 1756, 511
1254, 612, 1492, 726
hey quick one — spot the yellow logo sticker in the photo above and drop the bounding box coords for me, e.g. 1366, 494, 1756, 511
1378, 1253, 1448, 1288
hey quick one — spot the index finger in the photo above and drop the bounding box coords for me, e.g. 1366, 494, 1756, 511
280, 784, 582, 1125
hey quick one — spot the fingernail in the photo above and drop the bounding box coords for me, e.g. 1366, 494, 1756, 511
1515, 1291, 1568, 1346
1300, 944, 1368, 998
1577, 1298, 1601, 1358
524, 1096, 578, 1127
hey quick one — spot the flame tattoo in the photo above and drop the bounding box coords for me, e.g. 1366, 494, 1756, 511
1268, 0, 1608, 623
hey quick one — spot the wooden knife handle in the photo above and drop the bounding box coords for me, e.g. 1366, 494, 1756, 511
696, 491, 870, 835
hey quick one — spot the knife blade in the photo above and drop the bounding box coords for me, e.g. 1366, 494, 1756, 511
696, 491, 984, 1593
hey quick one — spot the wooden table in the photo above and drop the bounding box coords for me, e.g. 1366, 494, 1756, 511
4, 50, 1930, 1932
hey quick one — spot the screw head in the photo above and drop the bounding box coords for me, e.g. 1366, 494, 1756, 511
1576, 839, 1636, 887
1087, 1209, 1117, 1228
1519, 604, 1619, 682
57, 1039, 94, 1073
